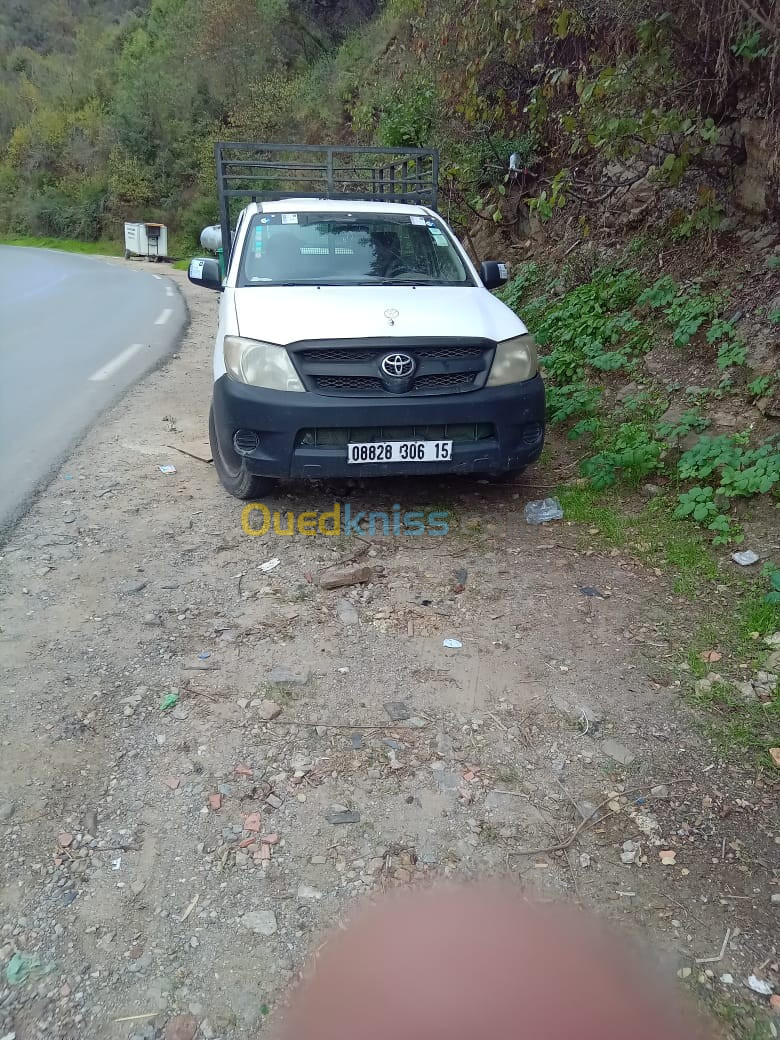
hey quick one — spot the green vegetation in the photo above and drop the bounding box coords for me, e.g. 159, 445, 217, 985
500, 262, 780, 557
0, 235, 123, 255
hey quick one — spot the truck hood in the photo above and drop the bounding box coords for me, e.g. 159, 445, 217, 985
231, 285, 527, 344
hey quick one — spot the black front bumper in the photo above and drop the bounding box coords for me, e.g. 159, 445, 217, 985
212, 373, 546, 479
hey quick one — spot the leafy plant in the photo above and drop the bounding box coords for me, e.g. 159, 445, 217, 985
655, 408, 709, 440
581, 423, 662, 488
764, 567, 780, 606
546, 383, 602, 424
747, 375, 771, 398
674, 485, 717, 522
716, 338, 747, 371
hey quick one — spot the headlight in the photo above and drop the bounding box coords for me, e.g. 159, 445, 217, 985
486, 334, 538, 386
223, 336, 305, 392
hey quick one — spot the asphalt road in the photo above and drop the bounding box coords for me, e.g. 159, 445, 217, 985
0, 246, 187, 534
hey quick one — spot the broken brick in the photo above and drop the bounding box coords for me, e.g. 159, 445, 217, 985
208, 793, 222, 811
244, 812, 261, 832
235, 764, 254, 778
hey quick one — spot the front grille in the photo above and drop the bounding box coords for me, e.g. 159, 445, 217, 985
300, 348, 377, 363
295, 423, 497, 449
414, 372, 475, 390
315, 375, 384, 392
289, 337, 495, 397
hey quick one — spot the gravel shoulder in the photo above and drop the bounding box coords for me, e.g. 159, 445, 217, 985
0, 267, 777, 1040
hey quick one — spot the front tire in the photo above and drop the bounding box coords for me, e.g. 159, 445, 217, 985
209, 406, 276, 500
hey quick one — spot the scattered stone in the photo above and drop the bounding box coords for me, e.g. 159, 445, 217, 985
769, 748, 780, 769
237, 698, 249, 709
82, 808, 98, 835
770, 892, 780, 904
325, 808, 360, 825
0, 802, 15, 821
579, 853, 591, 868
297, 883, 323, 900
58, 832, 74, 848
118, 579, 147, 594
576, 800, 598, 821
319, 564, 373, 590
383, 701, 411, 722
268, 665, 311, 686
602, 739, 636, 766
164, 1013, 198, 1040
255, 699, 281, 721
431, 766, 460, 793
241, 910, 278, 936
621, 840, 640, 865
350, 732, 364, 750
337, 599, 359, 625
720, 973, 734, 985
130, 881, 145, 896
650, 785, 669, 799
266, 793, 283, 810
142, 612, 162, 627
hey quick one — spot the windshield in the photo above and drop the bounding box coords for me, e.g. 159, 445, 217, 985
238, 212, 473, 287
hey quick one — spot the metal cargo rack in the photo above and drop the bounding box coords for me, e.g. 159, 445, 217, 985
215, 141, 439, 261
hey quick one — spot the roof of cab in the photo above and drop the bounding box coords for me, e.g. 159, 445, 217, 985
244, 198, 433, 216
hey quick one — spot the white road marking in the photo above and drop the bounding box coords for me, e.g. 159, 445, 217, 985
154, 307, 173, 325
88, 343, 145, 382
153, 274, 163, 280
166, 285, 175, 297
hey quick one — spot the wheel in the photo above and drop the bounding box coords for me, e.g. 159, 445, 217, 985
209, 405, 276, 500
124, 249, 131, 259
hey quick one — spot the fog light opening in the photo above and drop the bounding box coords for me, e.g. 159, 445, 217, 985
233, 429, 259, 456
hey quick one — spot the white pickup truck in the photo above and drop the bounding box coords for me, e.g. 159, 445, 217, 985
187, 143, 545, 499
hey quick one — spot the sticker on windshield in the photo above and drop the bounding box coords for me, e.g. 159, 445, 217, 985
409, 215, 426, 225
281, 213, 299, 224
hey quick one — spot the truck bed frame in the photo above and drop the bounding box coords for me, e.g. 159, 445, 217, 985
215, 141, 439, 261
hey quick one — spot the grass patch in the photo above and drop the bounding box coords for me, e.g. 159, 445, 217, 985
683, 590, 780, 761
556, 484, 717, 594
0, 235, 123, 256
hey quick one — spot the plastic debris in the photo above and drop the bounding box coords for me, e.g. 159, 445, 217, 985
6, 952, 56, 986
580, 586, 606, 598
259, 557, 280, 573
524, 497, 564, 525
731, 549, 759, 566
158, 464, 176, 474
159, 693, 179, 712
747, 975, 774, 996
443, 638, 462, 649
659, 849, 677, 866
198, 651, 211, 660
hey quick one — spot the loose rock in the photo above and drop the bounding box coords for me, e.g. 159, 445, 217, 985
164, 1013, 198, 1040
319, 564, 373, 590
241, 910, 278, 936
602, 739, 636, 766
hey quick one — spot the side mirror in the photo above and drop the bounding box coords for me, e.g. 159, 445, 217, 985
480, 261, 509, 290
188, 257, 222, 291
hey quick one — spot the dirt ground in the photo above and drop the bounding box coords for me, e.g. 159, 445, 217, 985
0, 266, 777, 1040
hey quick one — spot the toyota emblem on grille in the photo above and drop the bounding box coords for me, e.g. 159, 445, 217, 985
381, 352, 415, 378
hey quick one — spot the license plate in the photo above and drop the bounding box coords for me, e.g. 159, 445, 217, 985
347, 440, 452, 464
